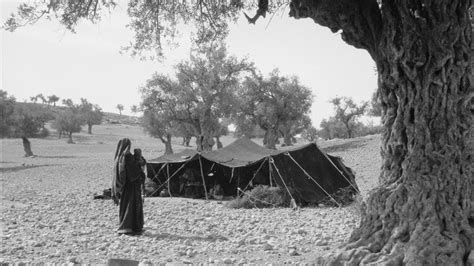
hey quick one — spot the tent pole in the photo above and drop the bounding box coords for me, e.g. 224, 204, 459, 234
198, 156, 208, 200
268, 157, 273, 187
166, 163, 172, 197
237, 170, 240, 197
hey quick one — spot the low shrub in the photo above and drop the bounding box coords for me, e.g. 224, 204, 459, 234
319, 185, 359, 207
226, 185, 291, 209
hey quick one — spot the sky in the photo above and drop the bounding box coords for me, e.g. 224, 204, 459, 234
1, 1, 378, 127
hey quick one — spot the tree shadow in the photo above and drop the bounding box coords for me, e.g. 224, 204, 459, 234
0, 164, 55, 173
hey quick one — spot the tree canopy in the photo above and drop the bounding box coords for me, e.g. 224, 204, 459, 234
80, 98, 104, 134
1, 90, 53, 138
140, 44, 253, 151
237, 69, 313, 149
329, 97, 368, 139
53, 99, 85, 143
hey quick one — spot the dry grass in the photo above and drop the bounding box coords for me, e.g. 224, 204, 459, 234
226, 186, 291, 209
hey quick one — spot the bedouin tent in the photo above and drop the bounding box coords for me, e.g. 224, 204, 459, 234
146, 137, 359, 206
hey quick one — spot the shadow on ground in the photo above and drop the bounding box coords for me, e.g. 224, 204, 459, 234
321, 139, 370, 153
37, 155, 77, 159
139, 230, 228, 242
0, 164, 56, 173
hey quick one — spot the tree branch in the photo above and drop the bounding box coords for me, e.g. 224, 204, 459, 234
288, 0, 383, 59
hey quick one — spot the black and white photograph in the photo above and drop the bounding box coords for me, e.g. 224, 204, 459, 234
1, 1, 473, 265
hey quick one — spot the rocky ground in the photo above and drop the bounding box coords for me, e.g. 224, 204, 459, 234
0, 124, 381, 264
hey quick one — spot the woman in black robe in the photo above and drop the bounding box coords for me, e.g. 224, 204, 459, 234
111, 138, 145, 235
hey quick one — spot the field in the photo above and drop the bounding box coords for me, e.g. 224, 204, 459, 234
0, 124, 381, 264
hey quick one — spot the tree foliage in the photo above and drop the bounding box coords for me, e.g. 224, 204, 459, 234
47, 94, 60, 106
141, 109, 175, 154
369, 90, 382, 117
140, 44, 253, 151
0, 90, 17, 138
237, 69, 313, 149
116, 104, 124, 116
329, 97, 368, 139
53, 99, 84, 143
80, 98, 103, 134
301, 125, 318, 142
1, 90, 53, 138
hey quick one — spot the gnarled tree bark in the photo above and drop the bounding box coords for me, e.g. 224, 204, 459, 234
289, 0, 473, 264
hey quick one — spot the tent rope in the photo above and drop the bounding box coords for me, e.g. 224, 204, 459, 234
269, 158, 296, 203
241, 157, 268, 192
149, 160, 190, 197
229, 167, 235, 183
320, 152, 360, 193
150, 163, 167, 183
284, 152, 342, 207
237, 188, 277, 208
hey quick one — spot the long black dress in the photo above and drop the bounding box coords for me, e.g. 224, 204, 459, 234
112, 139, 145, 235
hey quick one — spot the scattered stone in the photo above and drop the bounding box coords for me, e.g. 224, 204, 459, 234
316, 240, 328, 246
289, 248, 299, 256
222, 257, 233, 264
263, 243, 273, 251
297, 229, 307, 235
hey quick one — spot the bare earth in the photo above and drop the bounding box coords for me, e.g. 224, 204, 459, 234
0, 124, 381, 264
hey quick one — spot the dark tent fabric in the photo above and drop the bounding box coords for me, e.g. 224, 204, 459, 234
270, 143, 358, 205
146, 137, 358, 205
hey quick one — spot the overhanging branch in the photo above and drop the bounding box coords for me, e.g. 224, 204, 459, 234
288, 0, 382, 59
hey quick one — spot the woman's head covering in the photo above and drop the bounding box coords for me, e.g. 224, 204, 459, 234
112, 138, 131, 204
114, 138, 131, 160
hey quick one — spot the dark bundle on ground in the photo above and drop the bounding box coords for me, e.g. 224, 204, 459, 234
226, 185, 291, 209
93, 188, 112, 200
318, 186, 359, 207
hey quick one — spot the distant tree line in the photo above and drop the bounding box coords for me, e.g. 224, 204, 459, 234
1, 90, 104, 145
1, 90, 53, 139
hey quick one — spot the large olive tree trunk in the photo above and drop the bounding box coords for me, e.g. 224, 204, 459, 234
289, 0, 473, 264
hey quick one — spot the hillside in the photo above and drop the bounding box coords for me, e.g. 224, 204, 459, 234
14, 102, 140, 125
